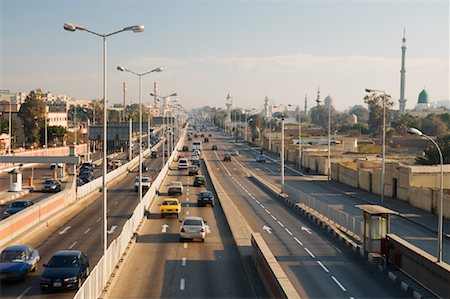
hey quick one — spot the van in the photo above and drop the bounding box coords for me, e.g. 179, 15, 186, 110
178, 158, 189, 169
192, 141, 202, 151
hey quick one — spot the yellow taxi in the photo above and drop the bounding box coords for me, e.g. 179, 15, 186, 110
160, 198, 181, 218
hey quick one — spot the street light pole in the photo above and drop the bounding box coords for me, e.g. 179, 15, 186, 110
408, 127, 444, 262
328, 101, 331, 182
8, 96, 12, 154
281, 114, 285, 193
64, 23, 144, 280
288, 104, 302, 169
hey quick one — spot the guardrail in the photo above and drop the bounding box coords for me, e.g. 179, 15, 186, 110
73, 132, 184, 299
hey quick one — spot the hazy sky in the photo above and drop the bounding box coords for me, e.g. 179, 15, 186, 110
1, 0, 448, 111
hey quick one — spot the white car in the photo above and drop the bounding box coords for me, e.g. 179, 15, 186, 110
178, 158, 189, 169
135, 176, 151, 192
179, 216, 207, 242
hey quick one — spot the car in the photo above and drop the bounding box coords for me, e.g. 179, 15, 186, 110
80, 162, 94, 169
79, 165, 93, 174
178, 158, 189, 170
76, 178, 84, 187
223, 153, 231, 161
42, 179, 62, 193
3, 200, 34, 218
160, 198, 181, 218
151, 151, 159, 159
135, 176, 151, 192
188, 165, 199, 176
187, 136, 192, 141
79, 171, 93, 183
192, 149, 201, 157
179, 216, 207, 242
197, 191, 215, 207
0, 245, 40, 281
208, 134, 212, 137
256, 154, 266, 163
211, 145, 218, 150
200, 133, 205, 138
203, 137, 209, 143
193, 175, 206, 187
231, 150, 239, 156
193, 133, 198, 138
40, 250, 89, 292
50, 163, 63, 169
182, 145, 189, 152
191, 157, 200, 166
111, 160, 122, 169
168, 181, 183, 196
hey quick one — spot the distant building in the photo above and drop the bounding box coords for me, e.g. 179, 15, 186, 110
408, 88, 448, 118
48, 111, 68, 128
147, 105, 161, 117
0, 133, 11, 152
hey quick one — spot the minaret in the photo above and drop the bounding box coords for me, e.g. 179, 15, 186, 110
264, 96, 269, 118
122, 82, 127, 107
153, 82, 158, 106
304, 94, 308, 116
399, 29, 407, 115
226, 94, 232, 122
316, 87, 322, 106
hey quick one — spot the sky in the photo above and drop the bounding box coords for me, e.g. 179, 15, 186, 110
1, 0, 449, 112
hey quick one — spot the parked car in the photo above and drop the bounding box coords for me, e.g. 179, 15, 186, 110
151, 151, 159, 159
160, 198, 181, 218
79, 171, 93, 183
40, 250, 89, 292
76, 178, 84, 187
256, 154, 266, 163
197, 191, 215, 207
3, 200, 34, 218
178, 158, 189, 170
193, 175, 206, 187
223, 153, 231, 161
134, 176, 151, 192
182, 145, 189, 152
0, 245, 40, 281
188, 165, 199, 176
179, 216, 207, 242
168, 181, 183, 196
42, 179, 62, 193
211, 145, 217, 150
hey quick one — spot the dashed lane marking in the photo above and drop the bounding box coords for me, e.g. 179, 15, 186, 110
16, 286, 32, 299
68, 241, 77, 249
332, 276, 347, 292
182, 258, 187, 266
183, 243, 188, 249
180, 278, 185, 290
84, 228, 91, 234
304, 248, 316, 258
317, 261, 330, 273
293, 237, 303, 246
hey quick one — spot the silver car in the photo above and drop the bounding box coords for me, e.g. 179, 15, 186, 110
179, 216, 207, 242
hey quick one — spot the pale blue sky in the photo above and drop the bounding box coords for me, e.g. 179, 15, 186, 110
1, 0, 448, 111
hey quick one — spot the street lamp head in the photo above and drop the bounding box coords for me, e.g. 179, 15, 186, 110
124, 25, 145, 32
170, 93, 178, 97
149, 93, 155, 97
407, 127, 423, 136
365, 88, 373, 93
63, 23, 79, 32
152, 67, 163, 73
117, 66, 126, 72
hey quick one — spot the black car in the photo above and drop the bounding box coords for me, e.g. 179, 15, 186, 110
79, 171, 93, 183
211, 145, 217, 150
203, 137, 209, 143
40, 250, 89, 292
193, 175, 206, 187
79, 165, 93, 174
197, 191, 215, 207
182, 145, 189, 152
151, 151, 159, 159
223, 153, 231, 161
188, 165, 199, 176
3, 200, 33, 218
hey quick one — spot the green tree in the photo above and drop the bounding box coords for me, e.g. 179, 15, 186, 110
310, 105, 337, 130
437, 113, 450, 129
0, 118, 8, 134
18, 89, 46, 146
364, 93, 393, 137
421, 114, 448, 136
416, 134, 450, 165
349, 105, 369, 123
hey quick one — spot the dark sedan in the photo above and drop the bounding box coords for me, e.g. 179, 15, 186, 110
42, 179, 62, 193
40, 250, 89, 292
0, 245, 40, 281
3, 200, 33, 218
197, 191, 215, 207
79, 171, 93, 183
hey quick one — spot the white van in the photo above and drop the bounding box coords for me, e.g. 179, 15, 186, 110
178, 158, 189, 169
192, 141, 202, 151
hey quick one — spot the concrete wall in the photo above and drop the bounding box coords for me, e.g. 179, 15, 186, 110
337, 163, 359, 189
358, 168, 371, 192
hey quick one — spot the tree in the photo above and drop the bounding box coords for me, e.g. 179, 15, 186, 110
364, 93, 393, 137
348, 105, 369, 123
18, 89, 46, 146
310, 105, 337, 130
437, 113, 450, 129
416, 134, 450, 165
421, 114, 448, 136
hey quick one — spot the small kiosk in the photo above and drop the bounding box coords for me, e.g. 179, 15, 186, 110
356, 205, 398, 256
9, 169, 22, 192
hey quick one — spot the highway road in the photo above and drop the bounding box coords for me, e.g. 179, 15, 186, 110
216, 133, 450, 263
0, 142, 168, 299
107, 137, 260, 298
202, 133, 406, 298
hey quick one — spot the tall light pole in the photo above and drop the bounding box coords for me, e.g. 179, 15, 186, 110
8, 96, 12, 154
117, 66, 163, 204
327, 101, 331, 182
408, 127, 444, 262
64, 23, 144, 278
289, 104, 302, 169
280, 114, 285, 193
365, 88, 391, 202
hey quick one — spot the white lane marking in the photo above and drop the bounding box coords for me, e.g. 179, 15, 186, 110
277, 221, 285, 228
96, 217, 102, 223
107, 225, 117, 234
317, 261, 330, 273
264, 208, 271, 215
180, 278, 185, 290
186, 210, 189, 215
59, 226, 71, 235
304, 247, 316, 258
285, 228, 293, 236
332, 276, 347, 292
294, 237, 303, 246
182, 257, 187, 266
184, 243, 188, 249
301, 226, 312, 235
68, 241, 77, 249
255, 200, 260, 204
260, 204, 265, 209
263, 225, 272, 234
161, 224, 169, 233
114, 201, 118, 205
17, 286, 32, 299
271, 215, 277, 221
84, 228, 91, 234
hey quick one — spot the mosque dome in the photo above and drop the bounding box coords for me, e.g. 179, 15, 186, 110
324, 95, 334, 108
418, 89, 429, 104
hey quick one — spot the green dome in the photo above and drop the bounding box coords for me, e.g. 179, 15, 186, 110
418, 89, 429, 104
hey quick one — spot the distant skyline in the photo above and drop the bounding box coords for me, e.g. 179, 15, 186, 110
1, 0, 448, 112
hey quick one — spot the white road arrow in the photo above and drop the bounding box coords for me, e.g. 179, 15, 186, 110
205, 225, 211, 234
59, 226, 71, 235
107, 225, 117, 235
161, 224, 169, 233
301, 226, 312, 235
263, 225, 272, 234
